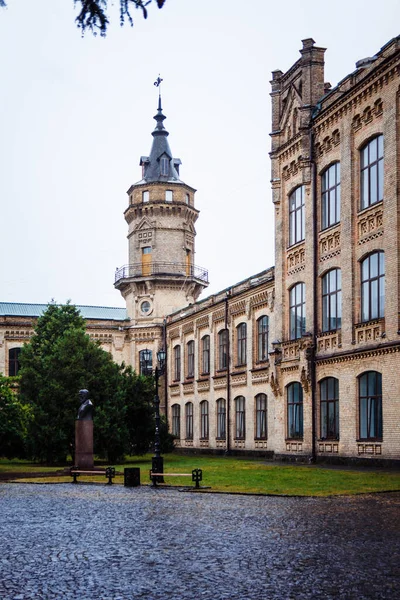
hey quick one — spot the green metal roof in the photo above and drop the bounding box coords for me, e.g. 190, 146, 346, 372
0, 303, 128, 321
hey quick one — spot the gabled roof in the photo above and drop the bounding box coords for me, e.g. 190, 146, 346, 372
0, 302, 128, 321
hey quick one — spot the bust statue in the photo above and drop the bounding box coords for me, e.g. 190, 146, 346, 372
77, 389, 94, 421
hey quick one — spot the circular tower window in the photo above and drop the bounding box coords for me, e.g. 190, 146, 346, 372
140, 301, 152, 315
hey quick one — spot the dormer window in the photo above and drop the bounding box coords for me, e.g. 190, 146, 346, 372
165, 190, 173, 202
160, 157, 169, 176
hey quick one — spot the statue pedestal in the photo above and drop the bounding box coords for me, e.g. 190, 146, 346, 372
75, 420, 94, 469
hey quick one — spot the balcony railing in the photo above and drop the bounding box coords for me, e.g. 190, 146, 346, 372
114, 261, 209, 284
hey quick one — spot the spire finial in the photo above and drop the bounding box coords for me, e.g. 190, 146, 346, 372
154, 74, 163, 107
153, 75, 166, 132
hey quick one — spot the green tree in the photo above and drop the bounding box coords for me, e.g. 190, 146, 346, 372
0, 1, 166, 37
0, 375, 31, 459
19, 302, 131, 463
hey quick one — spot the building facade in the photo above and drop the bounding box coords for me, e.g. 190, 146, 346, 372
1, 37, 399, 463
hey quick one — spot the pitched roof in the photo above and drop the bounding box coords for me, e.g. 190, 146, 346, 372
0, 302, 128, 321
139, 95, 183, 184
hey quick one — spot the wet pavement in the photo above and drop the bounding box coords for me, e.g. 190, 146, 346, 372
0, 484, 399, 599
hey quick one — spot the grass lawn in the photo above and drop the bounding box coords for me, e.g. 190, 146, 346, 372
2, 454, 400, 496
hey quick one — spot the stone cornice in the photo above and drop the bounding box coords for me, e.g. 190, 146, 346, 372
313, 57, 399, 132
316, 340, 400, 365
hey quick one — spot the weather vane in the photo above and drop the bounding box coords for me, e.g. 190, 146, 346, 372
154, 75, 163, 94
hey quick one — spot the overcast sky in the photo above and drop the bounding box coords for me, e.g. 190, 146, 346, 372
0, 0, 399, 308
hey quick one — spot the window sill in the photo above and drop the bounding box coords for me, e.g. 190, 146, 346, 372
319, 222, 340, 234
358, 199, 383, 216
251, 363, 270, 372
254, 437, 268, 441
285, 438, 304, 442
287, 239, 305, 251
357, 438, 382, 443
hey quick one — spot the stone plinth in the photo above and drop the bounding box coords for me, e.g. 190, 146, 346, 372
75, 420, 94, 469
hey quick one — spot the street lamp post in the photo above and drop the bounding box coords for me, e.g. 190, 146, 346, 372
141, 348, 166, 483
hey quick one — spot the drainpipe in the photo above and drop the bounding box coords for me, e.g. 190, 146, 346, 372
225, 291, 231, 455
163, 318, 168, 428
310, 129, 317, 463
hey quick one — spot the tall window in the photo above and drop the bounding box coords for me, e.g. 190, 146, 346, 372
185, 402, 193, 440
287, 382, 303, 439
173, 345, 181, 382
187, 340, 195, 378
320, 378, 339, 440
257, 316, 269, 362
289, 186, 305, 246
289, 283, 306, 340
171, 404, 181, 437
139, 349, 152, 376
236, 323, 247, 366
142, 190, 149, 203
165, 190, 173, 202
218, 329, 228, 370
322, 269, 342, 332
359, 371, 382, 440
201, 335, 210, 375
361, 252, 385, 322
200, 400, 209, 439
8, 348, 21, 377
160, 156, 169, 176
216, 399, 226, 439
322, 163, 340, 229
235, 396, 245, 439
255, 394, 267, 439
361, 135, 384, 209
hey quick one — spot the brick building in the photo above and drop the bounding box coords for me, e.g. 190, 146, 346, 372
1, 36, 399, 463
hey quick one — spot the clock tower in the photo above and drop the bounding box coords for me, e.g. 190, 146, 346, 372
115, 94, 209, 326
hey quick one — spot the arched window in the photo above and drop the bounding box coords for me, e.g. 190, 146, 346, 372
255, 393, 267, 440
361, 251, 385, 322
257, 316, 269, 362
8, 348, 21, 377
201, 335, 210, 375
216, 399, 226, 439
321, 162, 340, 229
287, 382, 303, 439
187, 340, 195, 378
236, 323, 247, 366
320, 378, 339, 439
218, 329, 228, 370
361, 135, 384, 209
173, 345, 181, 382
289, 186, 305, 246
359, 372, 382, 440
171, 404, 181, 437
289, 283, 306, 340
322, 269, 342, 332
235, 396, 245, 439
200, 400, 209, 439
185, 402, 193, 440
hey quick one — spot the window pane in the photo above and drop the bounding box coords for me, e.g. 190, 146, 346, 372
370, 165, 377, 205
370, 138, 377, 162
361, 168, 368, 209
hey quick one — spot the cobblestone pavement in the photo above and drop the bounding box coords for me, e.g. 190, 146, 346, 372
0, 484, 399, 600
